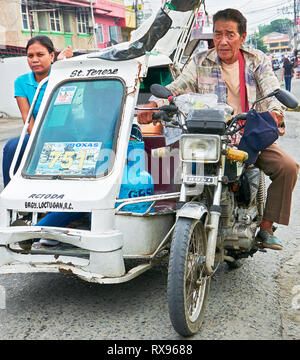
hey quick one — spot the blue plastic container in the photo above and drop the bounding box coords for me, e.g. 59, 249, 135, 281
118, 140, 154, 213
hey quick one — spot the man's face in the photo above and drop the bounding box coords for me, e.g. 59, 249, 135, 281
213, 20, 246, 64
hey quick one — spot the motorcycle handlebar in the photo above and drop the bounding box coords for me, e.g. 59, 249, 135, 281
152, 111, 172, 122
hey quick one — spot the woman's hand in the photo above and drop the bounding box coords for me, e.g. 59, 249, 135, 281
57, 46, 73, 60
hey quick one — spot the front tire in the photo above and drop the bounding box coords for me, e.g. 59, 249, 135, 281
167, 217, 210, 336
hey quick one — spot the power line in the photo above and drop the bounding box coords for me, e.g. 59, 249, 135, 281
249, 13, 283, 28
244, 1, 293, 15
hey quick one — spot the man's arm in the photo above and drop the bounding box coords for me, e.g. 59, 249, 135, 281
253, 51, 286, 134
254, 51, 285, 117
138, 56, 199, 124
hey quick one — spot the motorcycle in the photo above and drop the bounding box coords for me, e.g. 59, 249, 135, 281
142, 84, 299, 336
0, 0, 298, 337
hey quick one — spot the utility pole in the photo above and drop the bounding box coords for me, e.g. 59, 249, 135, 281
90, 0, 98, 48
133, 0, 139, 28
26, 0, 33, 38
293, 0, 299, 51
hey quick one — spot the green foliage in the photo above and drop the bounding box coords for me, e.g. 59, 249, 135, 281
258, 19, 293, 37
247, 33, 268, 53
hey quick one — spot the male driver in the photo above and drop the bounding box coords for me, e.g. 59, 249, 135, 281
138, 8, 299, 250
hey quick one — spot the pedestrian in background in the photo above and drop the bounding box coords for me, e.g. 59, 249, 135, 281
282, 56, 295, 92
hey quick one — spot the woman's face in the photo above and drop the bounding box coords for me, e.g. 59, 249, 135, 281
26, 42, 54, 76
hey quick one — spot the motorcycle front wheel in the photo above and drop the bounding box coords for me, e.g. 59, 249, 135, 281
167, 217, 210, 336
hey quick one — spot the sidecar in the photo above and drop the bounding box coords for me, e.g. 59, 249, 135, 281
0, 2, 202, 283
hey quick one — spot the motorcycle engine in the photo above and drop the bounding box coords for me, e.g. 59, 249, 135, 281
220, 171, 260, 252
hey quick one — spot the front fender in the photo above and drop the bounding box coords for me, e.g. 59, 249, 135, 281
176, 201, 208, 221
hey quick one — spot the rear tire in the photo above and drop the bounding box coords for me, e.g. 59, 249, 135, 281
168, 217, 210, 336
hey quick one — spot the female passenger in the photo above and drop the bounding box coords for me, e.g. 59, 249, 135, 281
4, 35, 83, 248
3, 35, 72, 186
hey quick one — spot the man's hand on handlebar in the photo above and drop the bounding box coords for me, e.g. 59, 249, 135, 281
270, 111, 285, 136
137, 102, 158, 124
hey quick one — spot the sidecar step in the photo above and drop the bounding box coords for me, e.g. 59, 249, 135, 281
0, 261, 153, 284
9, 242, 90, 258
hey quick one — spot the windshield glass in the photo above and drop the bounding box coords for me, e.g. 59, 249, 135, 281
23, 79, 124, 178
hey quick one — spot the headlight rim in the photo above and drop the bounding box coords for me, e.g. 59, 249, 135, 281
180, 134, 221, 163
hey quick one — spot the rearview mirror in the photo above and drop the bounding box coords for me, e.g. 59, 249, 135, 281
273, 88, 299, 109
150, 84, 173, 99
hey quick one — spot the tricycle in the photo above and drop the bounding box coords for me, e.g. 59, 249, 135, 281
0, 0, 298, 337
0, 0, 203, 335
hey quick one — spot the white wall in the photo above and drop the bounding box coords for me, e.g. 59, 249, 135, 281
0, 57, 30, 117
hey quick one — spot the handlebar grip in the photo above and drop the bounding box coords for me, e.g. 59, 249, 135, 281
152, 112, 162, 120
152, 111, 170, 122
226, 148, 248, 162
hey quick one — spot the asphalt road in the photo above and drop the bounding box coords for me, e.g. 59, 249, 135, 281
0, 77, 299, 341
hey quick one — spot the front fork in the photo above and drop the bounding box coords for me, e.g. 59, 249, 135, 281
204, 163, 223, 275
179, 157, 225, 276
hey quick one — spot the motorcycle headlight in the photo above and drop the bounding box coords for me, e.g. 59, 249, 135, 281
180, 134, 221, 163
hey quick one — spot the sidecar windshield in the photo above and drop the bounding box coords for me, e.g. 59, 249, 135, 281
23, 79, 124, 178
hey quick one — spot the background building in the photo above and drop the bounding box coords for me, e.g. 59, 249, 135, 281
262, 32, 292, 54
0, 0, 128, 56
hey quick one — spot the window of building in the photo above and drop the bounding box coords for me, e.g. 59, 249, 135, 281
49, 9, 61, 32
21, 1, 35, 31
37, 11, 48, 31
96, 24, 104, 43
77, 10, 89, 34
109, 26, 122, 43
62, 11, 71, 33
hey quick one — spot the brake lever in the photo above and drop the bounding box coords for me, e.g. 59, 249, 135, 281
225, 123, 245, 136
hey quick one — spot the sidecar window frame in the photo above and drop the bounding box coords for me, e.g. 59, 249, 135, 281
22, 76, 126, 179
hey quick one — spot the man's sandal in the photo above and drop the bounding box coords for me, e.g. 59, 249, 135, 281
256, 229, 283, 250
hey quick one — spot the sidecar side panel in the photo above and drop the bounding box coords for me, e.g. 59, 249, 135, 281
116, 213, 174, 256
0, 55, 177, 283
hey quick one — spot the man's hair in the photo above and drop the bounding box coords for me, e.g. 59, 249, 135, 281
213, 8, 247, 36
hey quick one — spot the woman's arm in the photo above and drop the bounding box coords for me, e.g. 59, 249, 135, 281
15, 96, 35, 134
57, 46, 73, 60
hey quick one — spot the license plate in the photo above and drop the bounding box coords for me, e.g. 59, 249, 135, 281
184, 175, 217, 186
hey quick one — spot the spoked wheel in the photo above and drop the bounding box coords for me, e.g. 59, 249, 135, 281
167, 217, 210, 337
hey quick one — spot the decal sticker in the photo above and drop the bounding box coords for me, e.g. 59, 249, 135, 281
24, 201, 74, 210
69, 68, 119, 78
35, 142, 102, 176
54, 86, 77, 105
28, 194, 65, 199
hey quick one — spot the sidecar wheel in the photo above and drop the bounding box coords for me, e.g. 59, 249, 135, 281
167, 217, 210, 337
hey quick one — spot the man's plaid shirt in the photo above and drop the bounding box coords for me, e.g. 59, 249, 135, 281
167, 46, 284, 117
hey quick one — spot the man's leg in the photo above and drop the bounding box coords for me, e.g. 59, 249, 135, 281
255, 143, 299, 249
287, 76, 291, 92
284, 76, 289, 91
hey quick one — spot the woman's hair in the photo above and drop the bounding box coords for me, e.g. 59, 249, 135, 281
283, 57, 291, 66
213, 8, 247, 36
26, 35, 55, 54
